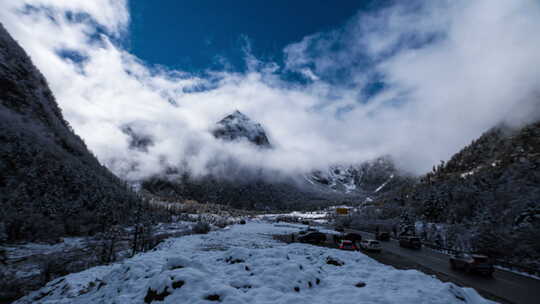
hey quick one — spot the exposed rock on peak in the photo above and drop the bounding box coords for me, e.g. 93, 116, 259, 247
212, 110, 271, 148
121, 124, 154, 152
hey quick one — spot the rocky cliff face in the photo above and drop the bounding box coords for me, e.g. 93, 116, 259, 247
0, 23, 144, 243
212, 110, 271, 148
308, 156, 411, 196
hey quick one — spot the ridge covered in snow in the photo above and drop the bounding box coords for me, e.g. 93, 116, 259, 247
307, 157, 409, 195
16, 222, 494, 304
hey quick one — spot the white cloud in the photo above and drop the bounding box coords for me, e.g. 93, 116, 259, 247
1, 0, 540, 180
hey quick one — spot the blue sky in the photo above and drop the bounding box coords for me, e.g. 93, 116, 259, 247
128, 0, 388, 73
2, 0, 540, 179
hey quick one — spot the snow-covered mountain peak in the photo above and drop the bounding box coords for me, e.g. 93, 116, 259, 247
229, 109, 249, 120
212, 110, 271, 148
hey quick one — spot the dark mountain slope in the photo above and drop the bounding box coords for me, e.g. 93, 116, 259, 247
383, 121, 540, 264
142, 171, 362, 210
408, 122, 540, 223
0, 23, 146, 242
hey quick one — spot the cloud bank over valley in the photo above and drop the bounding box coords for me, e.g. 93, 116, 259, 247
2, 0, 540, 181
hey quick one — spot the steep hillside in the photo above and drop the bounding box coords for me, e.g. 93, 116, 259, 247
386, 122, 540, 264
410, 122, 540, 222
0, 23, 146, 243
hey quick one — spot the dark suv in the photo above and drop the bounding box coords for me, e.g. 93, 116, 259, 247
298, 227, 318, 235
399, 236, 422, 249
298, 232, 327, 244
449, 253, 494, 276
375, 231, 390, 241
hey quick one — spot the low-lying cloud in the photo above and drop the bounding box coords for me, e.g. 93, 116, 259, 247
1, 0, 540, 181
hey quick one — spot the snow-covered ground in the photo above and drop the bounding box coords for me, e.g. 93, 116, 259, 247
494, 265, 540, 281
259, 212, 330, 225
260, 211, 328, 220
2, 237, 86, 261
15, 221, 495, 304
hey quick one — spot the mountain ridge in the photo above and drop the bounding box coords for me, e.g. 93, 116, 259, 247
141, 111, 411, 209
0, 23, 151, 243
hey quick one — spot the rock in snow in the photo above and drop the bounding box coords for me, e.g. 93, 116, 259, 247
15, 222, 495, 304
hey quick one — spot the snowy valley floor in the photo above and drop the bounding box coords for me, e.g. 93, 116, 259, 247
15, 222, 494, 304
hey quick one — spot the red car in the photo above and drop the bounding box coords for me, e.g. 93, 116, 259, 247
339, 240, 357, 251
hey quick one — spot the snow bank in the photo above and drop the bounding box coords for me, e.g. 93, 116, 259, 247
2, 237, 85, 260
15, 222, 495, 304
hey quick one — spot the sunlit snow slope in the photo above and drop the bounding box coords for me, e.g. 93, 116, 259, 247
15, 222, 495, 304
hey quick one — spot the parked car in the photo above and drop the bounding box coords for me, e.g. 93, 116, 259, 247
298, 227, 318, 235
399, 236, 422, 249
343, 232, 362, 243
360, 239, 382, 252
449, 253, 494, 276
338, 240, 358, 251
298, 232, 326, 244
332, 233, 343, 244
375, 231, 390, 241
